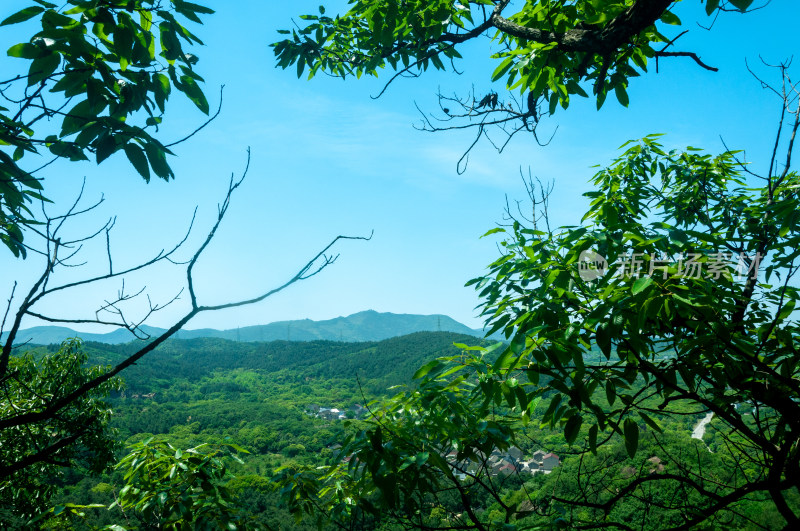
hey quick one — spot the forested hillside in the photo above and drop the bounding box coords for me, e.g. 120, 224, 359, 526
17, 331, 786, 530
30, 332, 487, 529
85, 331, 477, 394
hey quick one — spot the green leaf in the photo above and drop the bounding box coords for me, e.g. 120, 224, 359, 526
564, 414, 582, 445
566, 79, 588, 98
727, 0, 753, 11
777, 298, 795, 321
27, 52, 60, 85
659, 11, 681, 25
7, 42, 41, 59
623, 418, 639, 458
631, 276, 653, 295
492, 347, 516, 372
639, 412, 662, 433
95, 134, 116, 163
124, 144, 151, 182
596, 323, 612, 358
1, 6, 45, 26
605, 381, 616, 406
412, 360, 441, 380
481, 227, 505, 238
491, 57, 514, 82
596, 88, 607, 110
143, 141, 173, 179
179, 75, 209, 114
705, 0, 721, 15
61, 100, 95, 136
588, 424, 598, 454
615, 84, 629, 107
140, 10, 153, 32
177, 2, 215, 15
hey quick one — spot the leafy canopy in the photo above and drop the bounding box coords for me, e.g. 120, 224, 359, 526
466, 135, 800, 526
109, 438, 248, 530
0, 339, 122, 524
275, 0, 754, 113
0, 0, 213, 257
36, 438, 250, 530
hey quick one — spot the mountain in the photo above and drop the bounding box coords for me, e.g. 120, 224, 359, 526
3, 310, 493, 345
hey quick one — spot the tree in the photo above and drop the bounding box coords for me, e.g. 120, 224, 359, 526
35, 438, 252, 530
274, 0, 754, 167
1, 0, 215, 257
467, 94, 800, 527
0, 338, 122, 525
278, 342, 536, 530
107, 438, 248, 530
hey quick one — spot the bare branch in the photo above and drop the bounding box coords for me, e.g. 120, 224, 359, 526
0, 149, 371, 436
0, 282, 17, 337
654, 51, 719, 72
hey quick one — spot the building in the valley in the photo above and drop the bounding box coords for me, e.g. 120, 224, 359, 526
442, 445, 561, 479
308, 404, 368, 420
542, 453, 560, 472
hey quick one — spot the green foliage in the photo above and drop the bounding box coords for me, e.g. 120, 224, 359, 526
273, 1, 754, 114
45, 330, 797, 529
37, 439, 253, 530
0, 0, 213, 256
277, 341, 540, 528
274, 0, 476, 80
93, 332, 480, 397
475, 137, 798, 452
109, 438, 248, 530
47, 333, 484, 529
465, 137, 800, 526
0, 338, 121, 525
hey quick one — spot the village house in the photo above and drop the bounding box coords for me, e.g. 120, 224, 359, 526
318, 407, 345, 420
443, 445, 561, 479
308, 404, 368, 420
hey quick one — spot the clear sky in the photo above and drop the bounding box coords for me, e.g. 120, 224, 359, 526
1, 0, 798, 333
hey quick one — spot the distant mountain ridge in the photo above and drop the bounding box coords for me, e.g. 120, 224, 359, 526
3, 310, 493, 345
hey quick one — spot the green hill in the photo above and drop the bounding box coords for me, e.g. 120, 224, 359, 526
87, 330, 492, 396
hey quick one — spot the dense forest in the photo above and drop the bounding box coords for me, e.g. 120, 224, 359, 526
32, 332, 491, 529
4, 332, 785, 529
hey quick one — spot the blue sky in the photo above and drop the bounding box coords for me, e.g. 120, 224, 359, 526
2, 0, 798, 333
